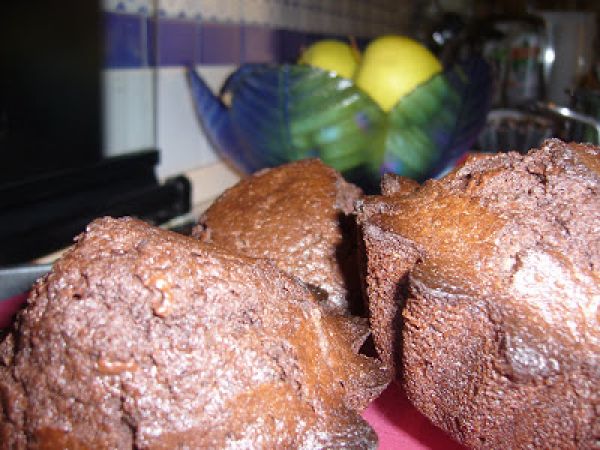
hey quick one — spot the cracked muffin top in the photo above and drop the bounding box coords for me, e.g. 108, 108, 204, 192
357, 139, 599, 449
0, 217, 388, 449
363, 139, 599, 357
192, 159, 363, 315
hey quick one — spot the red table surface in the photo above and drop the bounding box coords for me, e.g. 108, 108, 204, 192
1, 292, 464, 449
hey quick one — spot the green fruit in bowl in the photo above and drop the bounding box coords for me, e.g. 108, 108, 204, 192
298, 40, 360, 80
354, 35, 442, 112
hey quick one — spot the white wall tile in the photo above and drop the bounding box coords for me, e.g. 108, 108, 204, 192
155, 66, 236, 179
103, 69, 155, 157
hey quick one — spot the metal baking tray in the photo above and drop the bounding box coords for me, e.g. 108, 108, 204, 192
0, 263, 52, 300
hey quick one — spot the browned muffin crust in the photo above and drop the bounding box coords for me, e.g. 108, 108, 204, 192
358, 139, 600, 449
192, 159, 364, 315
0, 217, 387, 449
379, 172, 419, 197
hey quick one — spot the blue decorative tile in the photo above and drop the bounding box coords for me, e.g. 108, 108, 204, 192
242, 25, 277, 63
104, 2, 383, 69
153, 18, 198, 66
103, 12, 146, 67
200, 23, 242, 65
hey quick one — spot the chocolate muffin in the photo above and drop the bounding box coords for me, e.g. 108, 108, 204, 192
192, 159, 363, 315
0, 217, 388, 449
357, 139, 599, 449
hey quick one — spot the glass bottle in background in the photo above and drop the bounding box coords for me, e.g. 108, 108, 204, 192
503, 21, 544, 107
480, 16, 545, 108
482, 23, 510, 107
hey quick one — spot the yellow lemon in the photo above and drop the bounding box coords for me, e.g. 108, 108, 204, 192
298, 40, 360, 80
354, 35, 442, 112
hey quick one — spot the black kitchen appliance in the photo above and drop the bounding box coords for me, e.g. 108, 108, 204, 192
0, 1, 191, 264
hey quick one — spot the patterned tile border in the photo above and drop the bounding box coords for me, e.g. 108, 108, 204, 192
102, 0, 412, 68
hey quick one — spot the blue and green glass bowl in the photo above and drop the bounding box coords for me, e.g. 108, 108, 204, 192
188, 58, 491, 192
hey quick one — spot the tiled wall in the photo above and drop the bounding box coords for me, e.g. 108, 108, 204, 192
102, 0, 414, 178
